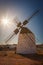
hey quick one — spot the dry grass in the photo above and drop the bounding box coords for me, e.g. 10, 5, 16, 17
0, 50, 43, 65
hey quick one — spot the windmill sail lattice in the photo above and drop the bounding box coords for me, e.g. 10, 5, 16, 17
5, 9, 40, 43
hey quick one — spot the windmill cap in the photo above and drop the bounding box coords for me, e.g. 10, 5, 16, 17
20, 27, 32, 34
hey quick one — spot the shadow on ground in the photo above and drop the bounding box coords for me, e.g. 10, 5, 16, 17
19, 54, 43, 61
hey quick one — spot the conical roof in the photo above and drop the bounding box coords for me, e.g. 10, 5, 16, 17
20, 27, 32, 34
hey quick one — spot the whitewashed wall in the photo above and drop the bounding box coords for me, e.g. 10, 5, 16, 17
16, 33, 36, 54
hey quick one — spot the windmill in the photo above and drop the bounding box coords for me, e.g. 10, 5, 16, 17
5, 9, 40, 54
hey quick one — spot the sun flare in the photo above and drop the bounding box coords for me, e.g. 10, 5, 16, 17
1, 17, 9, 26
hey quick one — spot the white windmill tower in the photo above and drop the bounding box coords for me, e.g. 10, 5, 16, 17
5, 9, 40, 54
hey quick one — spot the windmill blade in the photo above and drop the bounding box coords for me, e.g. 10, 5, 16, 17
5, 17, 21, 43
13, 19, 21, 27
5, 33, 15, 43
23, 9, 40, 25
13, 17, 19, 24
27, 9, 40, 21
5, 28, 19, 43
12, 16, 21, 27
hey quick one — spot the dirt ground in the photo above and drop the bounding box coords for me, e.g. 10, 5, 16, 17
0, 51, 43, 65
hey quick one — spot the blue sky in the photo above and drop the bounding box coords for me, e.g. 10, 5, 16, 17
0, 0, 43, 44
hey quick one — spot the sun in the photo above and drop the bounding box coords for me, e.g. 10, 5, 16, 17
1, 17, 10, 26
2, 18, 8, 25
